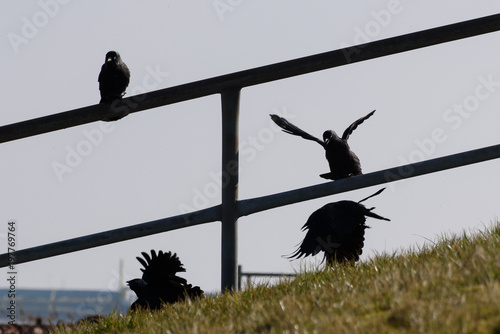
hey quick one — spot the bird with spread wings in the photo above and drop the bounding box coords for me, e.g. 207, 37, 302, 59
270, 110, 375, 180
287, 188, 390, 266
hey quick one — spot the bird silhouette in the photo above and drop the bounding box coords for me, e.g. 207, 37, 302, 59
127, 250, 203, 311
98, 51, 130, 104
270, 110, 375, 180
287, 188, 390, 266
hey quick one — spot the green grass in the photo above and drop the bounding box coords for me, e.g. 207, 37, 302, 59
58, 223, 500, 333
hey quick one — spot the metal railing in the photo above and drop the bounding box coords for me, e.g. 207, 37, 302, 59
1, 13, 500, 291
237, 265, 296, 291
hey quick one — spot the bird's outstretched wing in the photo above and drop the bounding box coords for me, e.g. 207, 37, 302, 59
270, 114, 325, 147
287, 202, 368, 263
358, 187, 386, 204
286, 207, 335, 260
137, 250, 186, 286
341, 110, 376, 141
357, 188, 391, 221
286, 193, 389, 264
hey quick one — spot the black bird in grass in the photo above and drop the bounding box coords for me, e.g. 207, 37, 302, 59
270, 110, 375, 180
98, 51, 130, 104
287, 188, 390, 266
127, 250, 203, 311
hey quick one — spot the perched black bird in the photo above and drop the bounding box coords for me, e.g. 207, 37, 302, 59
98, 51, 130, 104
127, 250, 203, 311
288, 188, 390, 266
270, 110, 375, 180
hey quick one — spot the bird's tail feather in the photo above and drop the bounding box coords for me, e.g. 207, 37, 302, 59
365, 209, 390, 221
358, 187, 386, 204
137, 250, 186, 275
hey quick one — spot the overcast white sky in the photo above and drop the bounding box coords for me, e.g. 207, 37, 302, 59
1, 1, 500, 300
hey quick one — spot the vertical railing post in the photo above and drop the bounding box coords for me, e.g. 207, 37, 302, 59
220, 88, 241, 291
238, 265, 243, 291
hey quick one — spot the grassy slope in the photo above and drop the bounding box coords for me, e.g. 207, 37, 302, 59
59, 223, 500, 334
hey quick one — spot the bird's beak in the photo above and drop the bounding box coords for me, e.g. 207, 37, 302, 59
106, 57, 113, 62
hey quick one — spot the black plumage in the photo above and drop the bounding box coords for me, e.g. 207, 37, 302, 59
127, 250, 203, 311
288, 188, 390, 266
270, 110, 375, 180
98, 51, 130, 104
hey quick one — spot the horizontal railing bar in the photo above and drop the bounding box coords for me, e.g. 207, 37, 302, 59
0, 205, 221, 267
237, 143, 500, 217
239, 273, 296, 277
1, 143, 499, 268
1, 13, 500, 144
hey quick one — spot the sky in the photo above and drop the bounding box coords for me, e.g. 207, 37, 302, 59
1, 0, 500, 304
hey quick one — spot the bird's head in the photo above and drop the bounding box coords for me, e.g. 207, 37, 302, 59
322, 130, 339, 143
105, 51, 121, 63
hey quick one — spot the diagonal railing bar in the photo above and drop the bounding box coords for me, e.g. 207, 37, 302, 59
1, 143, 499, 269
0, 206, 221, 267
237, 143, 500, 217
1, 13, 500, 144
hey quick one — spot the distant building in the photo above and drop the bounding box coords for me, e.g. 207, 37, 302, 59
0, 288, 131, 325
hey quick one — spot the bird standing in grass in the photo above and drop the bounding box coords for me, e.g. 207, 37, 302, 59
270, 110, 375, 180
287, 188, 390, 266
127, 250, 203, 311
98, 51, 130, 104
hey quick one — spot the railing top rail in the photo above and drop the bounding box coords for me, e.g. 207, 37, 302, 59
1, 13, 499, 144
